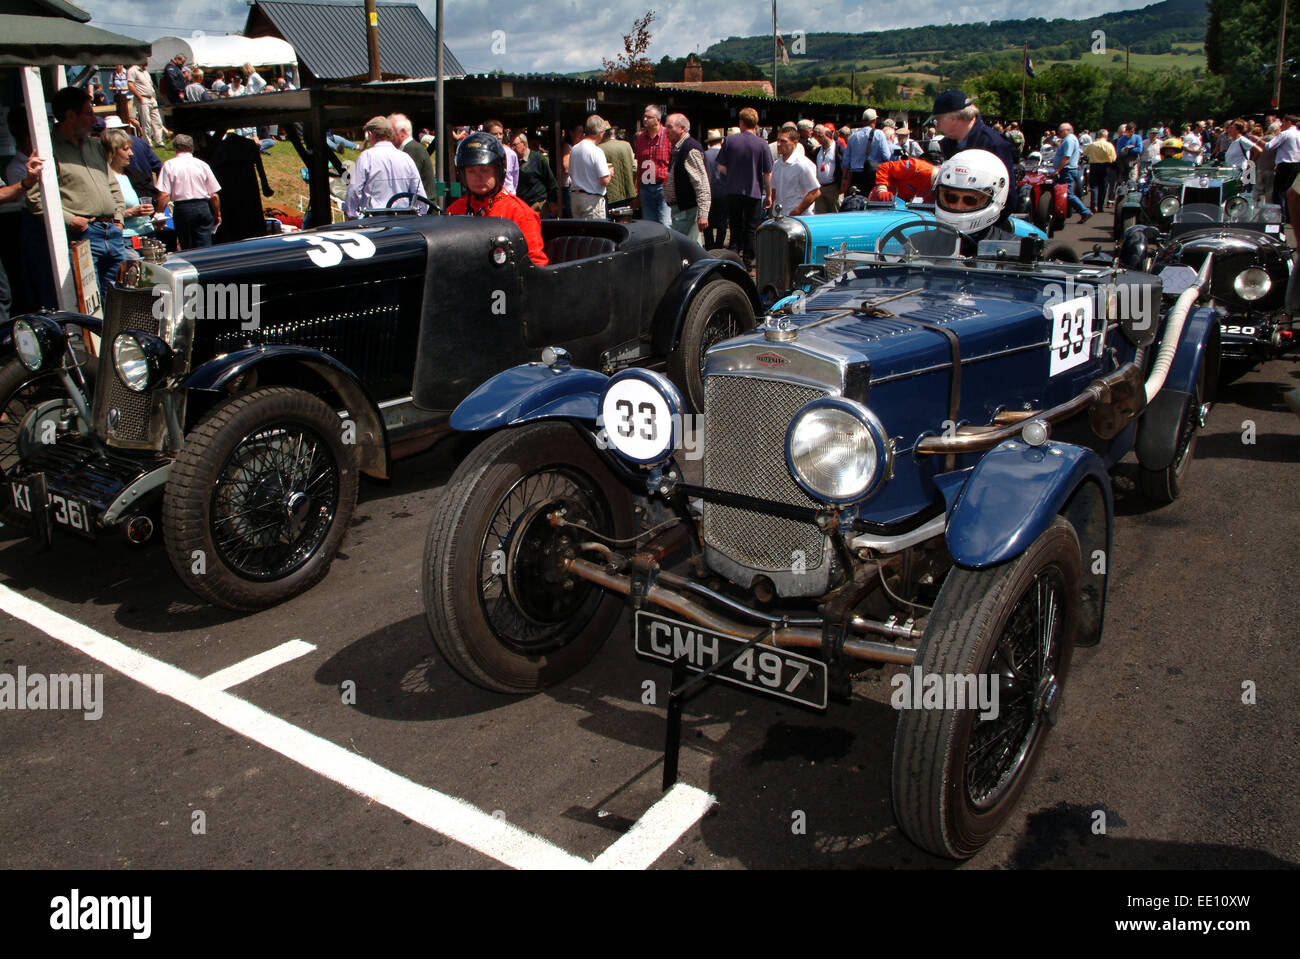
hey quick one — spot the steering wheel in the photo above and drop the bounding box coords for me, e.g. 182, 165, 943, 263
874, 219, 962, 258
361, 192, 440, 217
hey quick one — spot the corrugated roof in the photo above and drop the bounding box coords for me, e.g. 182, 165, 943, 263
249, 1, 463, 81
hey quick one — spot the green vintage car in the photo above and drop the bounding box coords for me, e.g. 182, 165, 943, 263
1113, 159, 1248, 240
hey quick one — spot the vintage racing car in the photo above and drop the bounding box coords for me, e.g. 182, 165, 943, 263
0, 215, 758, 610
421, 224, 1220, 859
754, 199, 1050, 304
1118, 198, 1295, 377
1114, 158, 1247, 241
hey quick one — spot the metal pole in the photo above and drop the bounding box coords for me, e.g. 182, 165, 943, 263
1275, 0, 1290, 109
435, 0, 445, 197
1020, 41, 1026, 127
772, 0, 777, 99
364, 0, 381, 82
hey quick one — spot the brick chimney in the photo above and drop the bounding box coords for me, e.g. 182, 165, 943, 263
683, 54, 703, 83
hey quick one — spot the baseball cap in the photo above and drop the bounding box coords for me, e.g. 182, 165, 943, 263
928, 89, 974, 121
862, 108, 877, 122
364, 115, 393, 138
882, 118, 896, 128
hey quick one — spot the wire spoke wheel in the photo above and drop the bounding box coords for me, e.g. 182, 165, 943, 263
210, 422, 339, 580
893, 516, 1081, 859
667, 278, 755, 413
424, 421, 634, 694
0, 363, 86, 483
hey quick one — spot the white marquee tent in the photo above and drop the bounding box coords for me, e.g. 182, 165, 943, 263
147, 34, 296, 72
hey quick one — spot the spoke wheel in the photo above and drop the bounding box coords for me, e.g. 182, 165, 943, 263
893, 517, 1082, 859
163, 387, 358, 610
667, 278, 755, 413
424, 422, 633, 693
0, 359, 91, 485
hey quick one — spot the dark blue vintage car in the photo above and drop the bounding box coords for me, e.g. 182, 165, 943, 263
0, 216, 756, 610
420, 225, 1220, 859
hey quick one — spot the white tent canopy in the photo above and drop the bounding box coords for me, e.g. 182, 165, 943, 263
147, 34, 296, 72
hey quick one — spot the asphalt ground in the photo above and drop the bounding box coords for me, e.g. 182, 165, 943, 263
0, 210, 1297, 871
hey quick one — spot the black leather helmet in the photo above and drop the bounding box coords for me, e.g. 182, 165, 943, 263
455, 131, 507, 197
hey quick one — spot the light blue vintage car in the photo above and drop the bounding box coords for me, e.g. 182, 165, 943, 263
754, 198, 1052, 303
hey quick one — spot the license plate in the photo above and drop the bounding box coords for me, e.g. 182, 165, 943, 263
634, 610, 828, 709
8, 477, 96, 540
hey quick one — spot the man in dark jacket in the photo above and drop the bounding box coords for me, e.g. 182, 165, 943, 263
511, 132, 559, 216
929, 89, 1018, 225
664, 113, 710, 242
162, 54, 188, 105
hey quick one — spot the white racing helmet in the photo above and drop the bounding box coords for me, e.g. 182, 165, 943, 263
934, 149, 1009, 234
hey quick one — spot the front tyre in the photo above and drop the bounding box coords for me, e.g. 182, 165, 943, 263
162, 387, 358, 610
423, 422, 634, 694
667, 278, 755, 412
1138, 362, 1206, 503
0, 358, 93, 485
893, 517, 1082, 859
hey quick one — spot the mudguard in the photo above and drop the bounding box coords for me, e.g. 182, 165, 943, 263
450, 362, 609, 432
1118, 224, 1160, 270
1, 311, 104, 354
650, 258, 762, 357
945, 439, 1113, 571
183, 345, 390, 479
1136, 304, 1220, 471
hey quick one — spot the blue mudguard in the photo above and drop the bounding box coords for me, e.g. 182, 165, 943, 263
945, 439, 1113, 569
450, 362, 609, 432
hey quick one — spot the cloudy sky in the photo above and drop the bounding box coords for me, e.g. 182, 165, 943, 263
78, 0, 1164, 73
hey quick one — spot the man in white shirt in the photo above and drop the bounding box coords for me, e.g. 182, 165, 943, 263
1181, 123, 1203, 165
343, 116, 423, 219
1265, 115, 1300, 217
127, 62, 164, 146
569, 115, 614, 219
770, 124, 820, 217
156, 134, 221, 248
812, 124, 840, 213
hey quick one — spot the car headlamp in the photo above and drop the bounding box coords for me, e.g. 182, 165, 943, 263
598, 369, 682, 465
785, 397, 889, 503
1233, 268, 1271, 302
1158, 195, 1180, 218
1224, 196, 1249, 220
112, 331, 171, 393
11, 316, 67, 373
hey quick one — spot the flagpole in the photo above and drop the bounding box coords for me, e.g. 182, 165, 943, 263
1020, 41, 1027, 128
772, 0, 778, 98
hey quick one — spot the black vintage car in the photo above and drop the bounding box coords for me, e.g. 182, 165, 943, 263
0, 215, 757, 609
1119, 200, 1295, 376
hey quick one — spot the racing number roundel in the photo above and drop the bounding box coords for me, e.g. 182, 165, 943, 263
600, 375, 675, 464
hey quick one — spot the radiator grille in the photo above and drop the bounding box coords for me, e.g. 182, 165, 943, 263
95, 287, 162, 445
1182, 186, 1221, 207
755, 228, 791, 298
702, 374, 828, 572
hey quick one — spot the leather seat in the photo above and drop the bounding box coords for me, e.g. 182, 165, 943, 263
543, 234, 617, 265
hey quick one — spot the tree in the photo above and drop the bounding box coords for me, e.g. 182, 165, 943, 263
601, 11, 658, 86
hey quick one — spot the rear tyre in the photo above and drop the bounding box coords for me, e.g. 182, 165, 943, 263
423, 422, 633, 693
1034, 192, 1053, 233
667, 278, 755, 412
893, 517, 1082, 859
162, 387, 358, 610
1138, 360, 1206, 503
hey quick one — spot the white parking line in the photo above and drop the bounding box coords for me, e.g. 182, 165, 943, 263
0, 584, 715, 869
201, 639, 317, 690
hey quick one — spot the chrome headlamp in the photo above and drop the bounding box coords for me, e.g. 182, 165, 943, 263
1158, 195, 1180, 218
1233, 268, 1272, 302
1223, 196, 1249, 220
112, 331, 171, 393
785, 397, 889, 503
11, 316, 67, 373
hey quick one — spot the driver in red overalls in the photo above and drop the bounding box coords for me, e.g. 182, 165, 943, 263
448, 132, 548, 266
872, 157, 939, 204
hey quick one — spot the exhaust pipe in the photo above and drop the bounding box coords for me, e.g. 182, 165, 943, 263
124, 514, 154, 545
563, 557, 918, 665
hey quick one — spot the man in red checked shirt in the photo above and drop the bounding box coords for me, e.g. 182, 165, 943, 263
634, 104, 673, 228
447, 132, 548, 266
872, 156, 939, 204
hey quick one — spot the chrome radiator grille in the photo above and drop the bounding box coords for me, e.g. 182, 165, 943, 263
94, 287, 162, 446
702, 374, 828, 572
